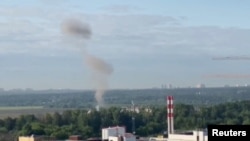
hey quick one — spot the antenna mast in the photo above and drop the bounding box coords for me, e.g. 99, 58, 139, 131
131, 100, 135, 134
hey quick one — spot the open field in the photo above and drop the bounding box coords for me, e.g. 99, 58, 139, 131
0, 106, 43, 110
1, 86, 250, 119
0, 106, 74, 119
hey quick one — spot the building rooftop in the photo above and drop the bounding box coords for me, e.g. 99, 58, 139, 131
102, 126, 125, 129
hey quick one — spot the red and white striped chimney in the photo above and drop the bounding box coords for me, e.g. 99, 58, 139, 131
167, 96, 174, 134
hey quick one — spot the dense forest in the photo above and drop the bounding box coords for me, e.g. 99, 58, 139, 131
1, 100, 250, 140
1, 86, 250, 108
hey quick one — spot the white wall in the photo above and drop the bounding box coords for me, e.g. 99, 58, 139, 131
168, 131, 208, 141
169, 134, 195, 141
102, 127, 125, 140
18, 136, 35, 141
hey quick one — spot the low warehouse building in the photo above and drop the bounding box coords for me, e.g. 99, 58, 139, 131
167, 130, 208, 141
102, 126, 136, 141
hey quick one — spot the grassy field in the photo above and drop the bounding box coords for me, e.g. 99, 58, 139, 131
0, 106, 43, 110
0, 106, 72, 119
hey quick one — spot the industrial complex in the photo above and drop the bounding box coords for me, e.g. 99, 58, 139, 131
148, 96, 208, 141
18, 96, 208, 141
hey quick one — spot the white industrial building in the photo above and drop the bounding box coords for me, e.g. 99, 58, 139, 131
167, 130, 208, 141
149, 130, 207, 141
164, 96, 208, 141
101, 96, 208, 141
102, 126, 136, 141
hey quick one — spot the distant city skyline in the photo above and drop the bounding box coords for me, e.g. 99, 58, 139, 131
1, 0, 250, 90
1, 82, 250, 91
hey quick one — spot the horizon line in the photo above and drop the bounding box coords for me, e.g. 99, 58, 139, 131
1, 85, 249, 92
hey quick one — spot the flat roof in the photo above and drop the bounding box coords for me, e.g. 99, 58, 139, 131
102, 126, 125, 129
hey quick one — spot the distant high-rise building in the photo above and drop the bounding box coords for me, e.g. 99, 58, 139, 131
168, 84, 173, 89
161, 84, 167, 89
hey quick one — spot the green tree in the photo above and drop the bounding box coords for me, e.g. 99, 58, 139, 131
4, 117, 15, 131
19, 123, 32, 136
52, 112, 63, 126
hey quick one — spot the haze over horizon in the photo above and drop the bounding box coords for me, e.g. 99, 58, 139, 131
1, 0, 250, 90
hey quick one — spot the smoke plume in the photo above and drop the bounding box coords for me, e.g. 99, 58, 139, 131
61, 18, 113, 107
61, 19, 92, 39
84, 53, 113, 75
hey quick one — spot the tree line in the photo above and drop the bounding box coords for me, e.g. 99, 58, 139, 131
0, 100, 250, 140
1, 86, 250, 108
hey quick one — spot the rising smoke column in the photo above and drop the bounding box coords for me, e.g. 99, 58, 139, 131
84, 53, 113, 106
61, 18, 113, 107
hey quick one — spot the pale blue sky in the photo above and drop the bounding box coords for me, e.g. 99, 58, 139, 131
1, 0, 250, 90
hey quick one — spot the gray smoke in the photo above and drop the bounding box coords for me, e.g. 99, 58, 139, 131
84, 53, 113, 75
61, 19, 92, 39
61, 18, 113, 107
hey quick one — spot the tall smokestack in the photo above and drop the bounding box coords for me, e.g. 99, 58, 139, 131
167, 96, 174, 134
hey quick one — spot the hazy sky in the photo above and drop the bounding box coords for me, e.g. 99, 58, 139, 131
1, 0, 250, 90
